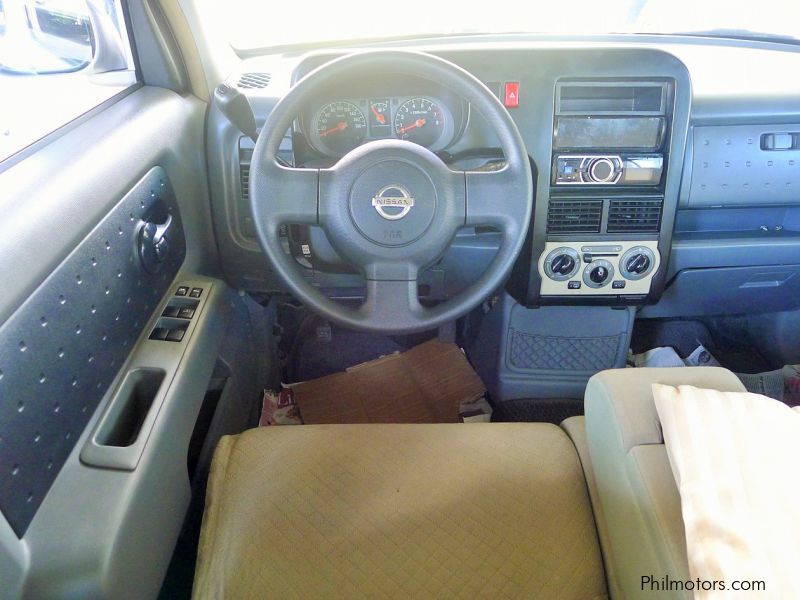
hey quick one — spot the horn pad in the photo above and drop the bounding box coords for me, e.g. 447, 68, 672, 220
347, 160, 437, 247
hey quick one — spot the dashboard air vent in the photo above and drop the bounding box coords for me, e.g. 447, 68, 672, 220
237, 72, 271, 89
607, 199, 663, 233
239, 162, 250, 200
547, 199, 603, 234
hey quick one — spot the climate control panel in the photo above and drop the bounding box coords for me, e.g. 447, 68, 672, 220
539, 241, 659, 297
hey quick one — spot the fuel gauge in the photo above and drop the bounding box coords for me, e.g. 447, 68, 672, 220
369, 99, 391, 136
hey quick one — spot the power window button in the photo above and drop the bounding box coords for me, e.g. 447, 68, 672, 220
166, 329, 185, 342
162, 305, 180, 318
177, 307, 195, 319
149, 327, 169, 341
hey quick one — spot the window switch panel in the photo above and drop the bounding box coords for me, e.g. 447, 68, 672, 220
151, 281, 210, 343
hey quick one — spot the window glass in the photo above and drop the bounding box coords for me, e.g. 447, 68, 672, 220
0, 0, 137, 163
224, 0, 800, 51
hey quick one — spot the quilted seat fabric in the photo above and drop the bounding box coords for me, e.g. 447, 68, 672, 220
193, 423, 608, 599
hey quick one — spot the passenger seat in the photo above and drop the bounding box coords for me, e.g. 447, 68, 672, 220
567, 367, 747, 599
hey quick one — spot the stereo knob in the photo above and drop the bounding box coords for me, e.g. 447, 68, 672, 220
583, 259, 614, 288
551, 253, 576, 276
588, 158, 617, 183
620, 246, 657, 280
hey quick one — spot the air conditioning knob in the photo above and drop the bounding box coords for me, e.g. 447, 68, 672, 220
625, 253, 651, 275
543, 247, 580, 281
551, 253, 576, 276
583, 259, 614, 288
620, 246, 657, 280
590, 265, 609, 284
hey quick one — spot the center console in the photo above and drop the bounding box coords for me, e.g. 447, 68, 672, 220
509, 74, 689, 307
541, 80, 671, 299
478, 49, 691, 402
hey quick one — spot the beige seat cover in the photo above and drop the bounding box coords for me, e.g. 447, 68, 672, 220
583, 367, 747, 599
193, 423, 608, 599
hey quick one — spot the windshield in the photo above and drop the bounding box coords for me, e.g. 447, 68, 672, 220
223, 0, 800, 51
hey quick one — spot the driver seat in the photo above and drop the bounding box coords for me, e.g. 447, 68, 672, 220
192, 423, 608, 599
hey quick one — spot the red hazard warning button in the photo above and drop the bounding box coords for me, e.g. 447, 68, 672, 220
504, 81, 520, 108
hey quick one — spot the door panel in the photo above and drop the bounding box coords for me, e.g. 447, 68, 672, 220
0, 86, 220, 598
0, 86, 216, 326
0, 167, 185, 536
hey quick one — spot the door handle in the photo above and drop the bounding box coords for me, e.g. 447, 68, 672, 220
138, 213, 173, 273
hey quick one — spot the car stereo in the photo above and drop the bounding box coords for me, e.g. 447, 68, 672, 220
553, 154, 664, 186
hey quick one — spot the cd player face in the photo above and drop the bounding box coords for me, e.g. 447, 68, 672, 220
553, 154, 663, 186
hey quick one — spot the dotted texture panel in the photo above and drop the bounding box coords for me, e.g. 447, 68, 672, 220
689, 124, 800, 207
0, 167, 185, 537
508, 329, 623, 372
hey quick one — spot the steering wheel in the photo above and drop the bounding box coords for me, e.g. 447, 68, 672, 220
250, 51, 532, 333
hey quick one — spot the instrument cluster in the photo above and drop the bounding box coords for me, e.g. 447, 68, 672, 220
305, 95, 461, 157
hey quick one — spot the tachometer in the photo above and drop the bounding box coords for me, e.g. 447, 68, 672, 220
394, 97, 445, 147
314, 101, 367, 155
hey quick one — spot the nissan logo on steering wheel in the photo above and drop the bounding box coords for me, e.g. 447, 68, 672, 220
371, 184, 415, 220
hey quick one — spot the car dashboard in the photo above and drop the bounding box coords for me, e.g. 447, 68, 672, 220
208, 36, 800, 320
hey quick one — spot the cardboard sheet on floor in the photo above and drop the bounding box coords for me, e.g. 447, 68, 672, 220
292, 340, 486, 424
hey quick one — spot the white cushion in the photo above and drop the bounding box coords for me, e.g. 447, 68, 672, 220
653, 384, 800, 597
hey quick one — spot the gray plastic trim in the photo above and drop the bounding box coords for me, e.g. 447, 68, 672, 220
470, 293, 635, 400
20, 277, 231, 599
126, 0, 188, 93
640, 265, 800, 318
687, 124, 800, 207
80, 281, 212, 471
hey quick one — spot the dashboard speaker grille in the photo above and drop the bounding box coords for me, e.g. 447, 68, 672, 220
607, 198, 662, 233
237, 72, 271, 89
547, 199, 603, 234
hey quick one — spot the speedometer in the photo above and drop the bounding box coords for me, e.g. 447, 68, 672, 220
314, 101, 367, 155
394, 97, 445, 147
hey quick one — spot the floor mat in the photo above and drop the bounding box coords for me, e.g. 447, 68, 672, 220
631, 318, 772, 373
289, 340, 486, 424
631, 319, 714, 357
491, 398, 584, 425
